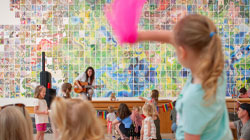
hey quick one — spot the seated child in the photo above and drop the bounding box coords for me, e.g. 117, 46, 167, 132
112, 103, 133, 140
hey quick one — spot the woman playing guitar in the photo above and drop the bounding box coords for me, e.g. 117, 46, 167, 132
74, 66, 96, 101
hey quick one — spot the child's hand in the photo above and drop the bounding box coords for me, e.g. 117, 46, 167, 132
139, 96, 143, 100
79, 86, 83, 91
44, 111, 49, 115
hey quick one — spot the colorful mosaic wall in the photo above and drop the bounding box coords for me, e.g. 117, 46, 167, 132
0, 0, 249, 98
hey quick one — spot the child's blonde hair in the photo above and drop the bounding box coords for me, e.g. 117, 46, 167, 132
133, 106, 140, 112
174, 14, 224, 101
142, 104, 154, 117
50, 97, 104, 140
34, 85, 46, 99
61, 83, 72, 98
0, 106, 33, 140
108, 106, 115, 113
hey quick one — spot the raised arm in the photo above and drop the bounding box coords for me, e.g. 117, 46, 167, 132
138, 96, 148, 102
137, 30, 175, 45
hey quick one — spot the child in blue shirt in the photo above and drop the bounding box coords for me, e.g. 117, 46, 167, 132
135, 14, 233, 140
112, 103, 133, 140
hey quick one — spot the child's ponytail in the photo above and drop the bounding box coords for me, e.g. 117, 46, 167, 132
198, 31, 224, 101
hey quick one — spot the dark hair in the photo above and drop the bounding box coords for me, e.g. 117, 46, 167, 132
118, 103, 131, 120
239, 87, 247, 95
151, 89, 159, 103
239, 103, 250, 117
85, 66, 95, 85
61, 83, 72, 98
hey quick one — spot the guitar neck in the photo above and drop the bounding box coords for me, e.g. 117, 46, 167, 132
82, 85, 94, 88
81, 85, 102, 89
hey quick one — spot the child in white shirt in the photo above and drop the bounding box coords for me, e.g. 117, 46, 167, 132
107, 106, 116, 137
34, 85, 49, 140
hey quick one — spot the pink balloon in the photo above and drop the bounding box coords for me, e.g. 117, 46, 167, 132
105, 0, 146, 44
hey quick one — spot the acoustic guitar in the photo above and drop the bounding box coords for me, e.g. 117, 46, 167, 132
74, 81, 103, 93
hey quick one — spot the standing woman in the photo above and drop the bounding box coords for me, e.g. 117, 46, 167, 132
75, 66, 96, 100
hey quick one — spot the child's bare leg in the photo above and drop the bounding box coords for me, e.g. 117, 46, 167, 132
35, 132, 40, 140
115, 123, 125, 139
40, 132, 45, 140
39, 131, 44, 140
140, 120, 144, 140
35, 131, 41, 140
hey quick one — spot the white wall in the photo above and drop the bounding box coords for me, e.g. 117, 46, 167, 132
0, 0, 20, 25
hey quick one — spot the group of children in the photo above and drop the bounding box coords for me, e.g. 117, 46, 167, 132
106, 90, 161, 140
32, 82, 162, 140
0, 13, 238, 140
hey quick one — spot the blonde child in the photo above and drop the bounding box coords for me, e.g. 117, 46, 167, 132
107, 106, 116, 136
139, 89, 161, 140
136, 14, 233, 139
50, 97, 104, 140
141, 104, 156, 140
0, 106, 33, 140
61, 83, 72, 98
34, 85, 49, 140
